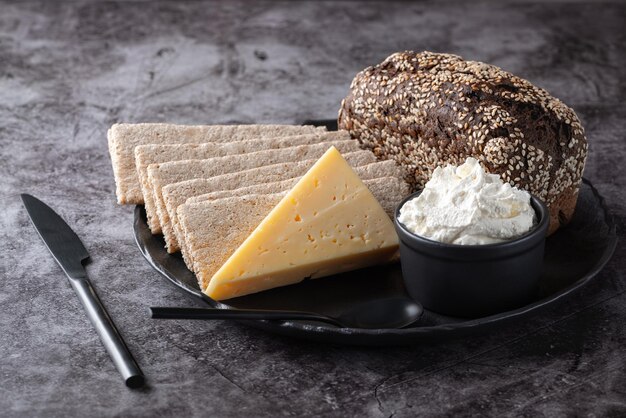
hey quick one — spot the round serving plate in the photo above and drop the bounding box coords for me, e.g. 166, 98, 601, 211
134, 178, 616, 346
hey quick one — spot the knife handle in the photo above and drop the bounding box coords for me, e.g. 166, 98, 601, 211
70, 279, 145, 388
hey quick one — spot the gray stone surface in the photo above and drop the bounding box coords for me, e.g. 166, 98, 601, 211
1, 1, 625, 417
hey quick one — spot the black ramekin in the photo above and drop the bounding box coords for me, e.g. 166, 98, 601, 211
394, 191, 549, 318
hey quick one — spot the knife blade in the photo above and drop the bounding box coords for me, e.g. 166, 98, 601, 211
21, 194, 144, 388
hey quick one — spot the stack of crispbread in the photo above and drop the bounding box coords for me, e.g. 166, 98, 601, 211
108, 123, 325, 204
108, 122, 409, 293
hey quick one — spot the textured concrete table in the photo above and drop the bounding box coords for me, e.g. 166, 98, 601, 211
1, 1, 625, 416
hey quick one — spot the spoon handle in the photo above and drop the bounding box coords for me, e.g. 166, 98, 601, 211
150, 307, 342, 327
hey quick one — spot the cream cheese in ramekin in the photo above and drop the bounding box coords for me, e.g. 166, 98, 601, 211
398, 157, 536, 245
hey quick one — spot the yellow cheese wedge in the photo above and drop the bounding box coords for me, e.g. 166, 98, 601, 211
204, 146, 399, 300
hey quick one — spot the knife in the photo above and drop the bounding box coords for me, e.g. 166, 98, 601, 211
21, 194, 145, 388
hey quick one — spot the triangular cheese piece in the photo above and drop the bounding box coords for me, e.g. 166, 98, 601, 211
204, 146, 399, 301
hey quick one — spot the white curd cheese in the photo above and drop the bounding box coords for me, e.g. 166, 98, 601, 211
398, 157, 536, 245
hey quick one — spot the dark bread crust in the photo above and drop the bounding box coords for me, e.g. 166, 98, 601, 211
338, 51, 587, 234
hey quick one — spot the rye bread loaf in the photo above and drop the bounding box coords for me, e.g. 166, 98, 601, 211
163, 155, 396, 254
108, 123, 324, 204
146, 141, 367, 236
338, 51, 587, 234
136, 131, 349, 232
179, 176, 409, 289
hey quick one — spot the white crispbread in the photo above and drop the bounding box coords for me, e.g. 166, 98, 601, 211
107, 123, 324, 204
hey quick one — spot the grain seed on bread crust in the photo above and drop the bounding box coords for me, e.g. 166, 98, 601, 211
108, 123, 324, 204
338, 51, 587, 234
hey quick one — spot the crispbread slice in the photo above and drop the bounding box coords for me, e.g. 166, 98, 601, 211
181, 194, 282, 290
108, 123, 324, 204
135, 131, 349, 231
163, 156, 398, 253
147, 141, 365, 235
179, 176, 409, 290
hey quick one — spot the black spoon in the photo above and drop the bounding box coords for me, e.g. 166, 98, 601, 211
150, 297, 423, 329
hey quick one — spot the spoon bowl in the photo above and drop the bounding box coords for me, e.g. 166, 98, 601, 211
150, 297, 423, 329
335, 297, 424, 329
